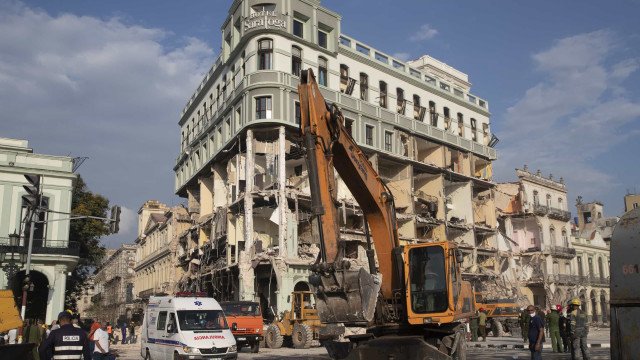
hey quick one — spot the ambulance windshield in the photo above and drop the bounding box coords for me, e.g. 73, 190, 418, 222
177, 310, 228, 331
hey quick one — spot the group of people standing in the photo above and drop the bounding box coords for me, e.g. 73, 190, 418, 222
521, 298, 590, 360
0, 310, 137, 360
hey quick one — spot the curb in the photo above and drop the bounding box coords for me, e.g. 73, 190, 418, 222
468, 343, 610, 349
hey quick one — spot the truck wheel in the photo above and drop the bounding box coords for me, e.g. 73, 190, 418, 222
292, 323, 313, 349
265, 324, 284, 349
250, 341, 260, 353
492, 319, 505, 337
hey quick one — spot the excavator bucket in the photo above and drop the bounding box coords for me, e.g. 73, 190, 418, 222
311, 267, 381, 324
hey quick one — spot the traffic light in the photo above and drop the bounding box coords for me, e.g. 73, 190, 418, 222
22, 174, 42, 209
110, 205, 121, 234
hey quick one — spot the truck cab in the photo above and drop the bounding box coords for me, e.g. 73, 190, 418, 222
219, 301, 263, 353
141, 293, 237, 359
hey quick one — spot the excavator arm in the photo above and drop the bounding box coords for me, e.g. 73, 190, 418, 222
299, 69, 401, 324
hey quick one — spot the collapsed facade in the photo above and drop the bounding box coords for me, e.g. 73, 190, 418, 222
496, 168, 575, 307
173, 0, 499, 318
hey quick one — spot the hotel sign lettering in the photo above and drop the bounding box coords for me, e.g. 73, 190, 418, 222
244, 11, 286, 31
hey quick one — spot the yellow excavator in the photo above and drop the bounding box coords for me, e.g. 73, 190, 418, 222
298, 69, 474, 360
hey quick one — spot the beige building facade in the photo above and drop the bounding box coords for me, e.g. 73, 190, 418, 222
90, 244, 136, 323
496, 168, 575, 308
572, 201, 612, 323
133, 200, 191, 300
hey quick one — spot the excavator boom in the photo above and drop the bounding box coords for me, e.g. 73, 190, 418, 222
299, 69, 400, 324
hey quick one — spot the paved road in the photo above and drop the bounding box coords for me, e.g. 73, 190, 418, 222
112, 343, 611, 360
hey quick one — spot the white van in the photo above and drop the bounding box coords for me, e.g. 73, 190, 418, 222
140, 294, 237, 359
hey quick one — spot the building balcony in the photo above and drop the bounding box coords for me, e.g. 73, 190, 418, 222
548, 246, 576, 259
0, 239, 80, 257
533, 204, 549, 216
588, 275, 610, 286
526, 273, 546, 286
547, 274, 580, 285
548, 207, 572, 221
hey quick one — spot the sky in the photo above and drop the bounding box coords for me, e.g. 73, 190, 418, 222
1, 0, 639, 248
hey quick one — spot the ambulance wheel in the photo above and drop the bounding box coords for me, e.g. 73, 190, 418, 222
292, 323, 312, 349
265, 324, 284, 349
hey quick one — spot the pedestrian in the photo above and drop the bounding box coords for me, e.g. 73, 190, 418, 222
106, 322, 113, 344
6, 328, 18, 344
520, 308, 530, 343
121, 322, 127, 344
25, 318, 45, 360
559, 306, 570, 353
527, 305, 544, 360
548, 305, 563, 352
567, 298, 590, 360
88, 321, 101, 353
93, 322, 111, 359
478, 308, 487, 341
128, 323, 135, 344
38, 311, 91, 360
469, 311, 479, 342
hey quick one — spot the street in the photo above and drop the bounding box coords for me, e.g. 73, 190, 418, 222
110, 329, 612, 360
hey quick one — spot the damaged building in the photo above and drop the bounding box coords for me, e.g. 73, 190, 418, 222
172, 0, 499, 319
495, 167, 576, 308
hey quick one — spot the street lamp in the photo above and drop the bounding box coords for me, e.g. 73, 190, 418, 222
1, 232, 24, 282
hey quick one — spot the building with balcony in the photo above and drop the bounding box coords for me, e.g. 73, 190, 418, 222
496, 167, 575, 308
571, 200, 612, 323
0, 137, 79, 323
172, 0, 499, 316
133, 201, 191, 301
90, 244, 136, 324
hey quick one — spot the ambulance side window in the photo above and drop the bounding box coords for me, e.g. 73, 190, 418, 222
157, 311, 168, 330
167, 313, 178, 333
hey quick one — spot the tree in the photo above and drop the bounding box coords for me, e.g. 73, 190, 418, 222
65, 175, 111, 309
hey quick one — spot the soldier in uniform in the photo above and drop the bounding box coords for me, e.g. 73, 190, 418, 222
478, 308, 487, 341
469, 311, 479, 342
39, 311, 91, 360
519, 308, 530, 343
567, 298, 590, 360
548, 305, 563, 352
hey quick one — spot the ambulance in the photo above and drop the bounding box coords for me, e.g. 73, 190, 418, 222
141, 293, 237, 359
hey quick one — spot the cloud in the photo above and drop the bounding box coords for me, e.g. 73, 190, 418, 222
495, 30, 640, 204
0, 2, 212, 247
392, 52, 411, 61
409, 24, 438, 42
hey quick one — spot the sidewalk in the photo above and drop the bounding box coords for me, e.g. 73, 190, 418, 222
467, 328, 610, 349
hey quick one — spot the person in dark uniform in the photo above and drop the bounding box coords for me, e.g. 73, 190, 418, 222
39, 311, 91, 360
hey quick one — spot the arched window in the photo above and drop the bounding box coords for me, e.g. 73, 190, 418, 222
359, 73, 368, 101
291, 46, 302, 76
558, 197, 563, 210
550, 226, 557, 245
340, 64, 349, 91
318, 57, 327, 86
533, 190, 539, 206
379, 81, 387, 108
429, 101, 438, 127
457, 112, 464, 137
598, 257, 604, 279
396, 87, 405, 115
258, 38, 273, 70
562, 229, 568, 247
546, 194, 552, 207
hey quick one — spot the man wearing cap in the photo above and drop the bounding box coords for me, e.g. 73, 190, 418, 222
568, 298, 590, 360
548, 305, 563, 352
39, 311, 91, 360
